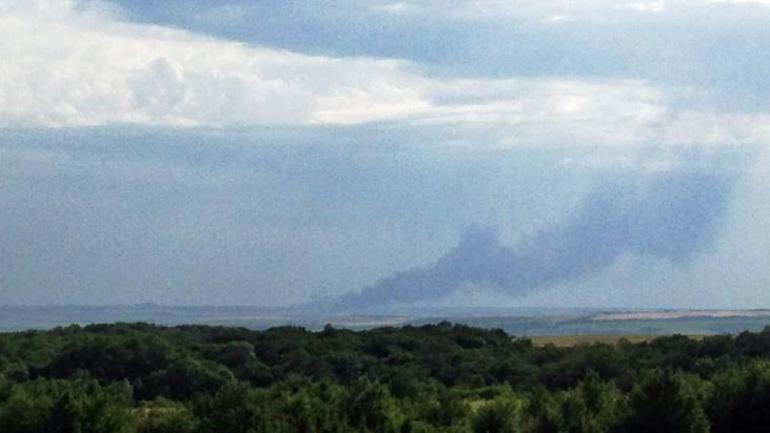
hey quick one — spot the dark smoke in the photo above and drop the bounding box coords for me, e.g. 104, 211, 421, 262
335, 170, 734, 309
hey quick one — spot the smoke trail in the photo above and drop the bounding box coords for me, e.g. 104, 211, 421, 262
335, 169, 734, 309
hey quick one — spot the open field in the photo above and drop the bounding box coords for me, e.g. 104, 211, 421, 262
528, 333, 708, 347
591, 309, 770, 321
529, 334, 659, 347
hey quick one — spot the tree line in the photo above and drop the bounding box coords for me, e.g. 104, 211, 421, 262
3, 321, 770, 432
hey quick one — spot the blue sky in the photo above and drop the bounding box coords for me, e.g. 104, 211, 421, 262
1, 0, 769, 308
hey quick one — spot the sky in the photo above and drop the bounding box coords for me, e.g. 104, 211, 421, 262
1, 0, 769, 308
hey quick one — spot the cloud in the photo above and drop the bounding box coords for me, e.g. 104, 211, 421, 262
372, 0, 769, 20
0, 0, 427, 127
2, 0, 768, 153
369, 0, 667, 22
370, 2, 418, 15
708, 0, 770, 6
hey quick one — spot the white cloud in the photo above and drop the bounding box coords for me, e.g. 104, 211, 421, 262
0, 0, 427, 127
372, 0, 770, 21
625, 1, 667, 12
708, 0, 770, 6
370, 2, 419, 15
1, 0, 768, 151
375, 0, 668, 21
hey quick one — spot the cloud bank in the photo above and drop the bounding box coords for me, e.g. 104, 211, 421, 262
370, 0, 770, 19
0, 0, 428, 127
2, 0, 768, 151
336, 166, 735, 309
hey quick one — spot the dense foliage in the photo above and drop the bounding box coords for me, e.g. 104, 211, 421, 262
3, 322, 770, 432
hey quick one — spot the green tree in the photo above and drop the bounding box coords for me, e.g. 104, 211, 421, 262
707, 360, 770, 433
615, 369, 709, 433
472, 395, 527, 433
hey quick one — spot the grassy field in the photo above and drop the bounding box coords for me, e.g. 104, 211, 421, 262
527, 334, 708, 347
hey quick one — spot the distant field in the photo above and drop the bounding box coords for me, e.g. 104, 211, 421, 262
591, 309, 770, 321
2, 305, 770, 336
528, 334, 708, 347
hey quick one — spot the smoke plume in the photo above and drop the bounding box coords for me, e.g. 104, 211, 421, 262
336, 169, 734, 309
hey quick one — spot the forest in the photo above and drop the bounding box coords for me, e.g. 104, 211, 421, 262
3, 322, 770, 433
